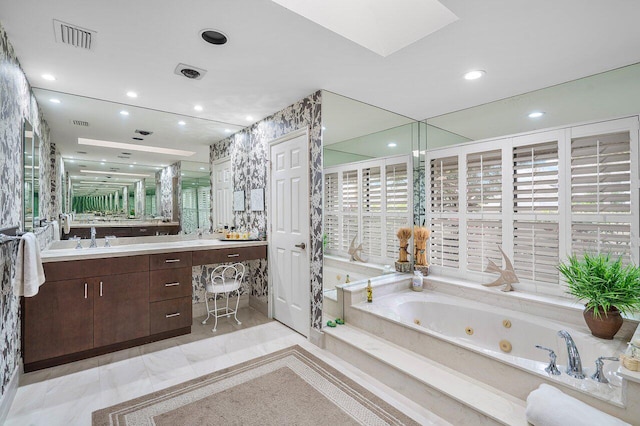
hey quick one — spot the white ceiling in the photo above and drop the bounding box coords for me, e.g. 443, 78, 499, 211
3, 0, 640, 178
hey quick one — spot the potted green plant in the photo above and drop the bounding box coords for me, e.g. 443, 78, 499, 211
558, 253, 640, 339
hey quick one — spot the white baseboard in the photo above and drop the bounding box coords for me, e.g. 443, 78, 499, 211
0, 366, 19, 424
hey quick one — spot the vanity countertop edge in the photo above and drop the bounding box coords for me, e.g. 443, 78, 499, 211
41, 239, 268, 263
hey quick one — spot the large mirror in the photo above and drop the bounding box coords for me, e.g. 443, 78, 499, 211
424, 61, 640, 296
32, 88, 244, 234
180, 161, 211, 234
321, 91, 426, 313
23, 120, 39, 232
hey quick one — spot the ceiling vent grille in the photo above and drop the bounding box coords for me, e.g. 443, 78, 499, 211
71, 119, 89, 127
53, 19, 96, 50
174, 63, 207, 80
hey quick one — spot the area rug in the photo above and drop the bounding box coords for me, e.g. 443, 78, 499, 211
92, 345, 419, 426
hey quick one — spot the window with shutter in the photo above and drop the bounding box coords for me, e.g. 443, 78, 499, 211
362, 167, 382, 257
324, 172, 340, 251
512, 141, 559, 283
323, 156, 411, 263
467, 150, 502, 213
571, 131, 632, 262
429, 156, 459, 268
466, 219, 502, 272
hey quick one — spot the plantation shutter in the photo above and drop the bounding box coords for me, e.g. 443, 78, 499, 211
467, 150, 502, 213
362, 166, 382, 257
324, 172, 339, 250
342, 170, 359, 251
512, 141, 559, 283
513, 142, 559, 214
571, 131, 632, 261
466, 219, 502, 272
385, 163, 410, 259
513, 221, 559, 283
429, 156, 459, 268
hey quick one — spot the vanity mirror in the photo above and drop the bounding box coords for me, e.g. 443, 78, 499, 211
424, 61, 640, 296
22, 120, 39, 232
321, 91, 426, 307
180, 161, 211, 234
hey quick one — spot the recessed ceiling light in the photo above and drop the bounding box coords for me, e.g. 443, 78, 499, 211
100, 162, 105, 165
78, 138, 195, 157
178, 121, 186, 126
199, 167, 205, 170
322, 126, 326, 131
68, 159, 75, 163
528, 111, 545, 118
49, 98, 61, 104
464, 70, 486, 80
387, 142, 397, 148
181, 173, 185, 176
129, 165, 134, 168
194, 105, 203, 112
133, 162, 137, 165
126, 91, 138, 98
120, 110, 129, 116
200, 29, 228, 45
246, 116, 253, 121
224, 129, 231, 133
42, 74, 56, 81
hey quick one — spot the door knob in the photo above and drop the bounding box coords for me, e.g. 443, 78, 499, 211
295, 242, 306, 249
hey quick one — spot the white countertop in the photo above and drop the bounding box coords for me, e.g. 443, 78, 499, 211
41, 236, 267, 262
69, 221, 180, 228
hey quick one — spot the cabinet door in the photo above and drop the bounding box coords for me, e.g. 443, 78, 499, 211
93, 271, 149, 347
23, 278, 94, 364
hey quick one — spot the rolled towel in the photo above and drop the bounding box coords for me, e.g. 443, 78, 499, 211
51, 220, 60, 241
12, 232, 46, 297
526, 384, 630, 426
62, 214, 71, 234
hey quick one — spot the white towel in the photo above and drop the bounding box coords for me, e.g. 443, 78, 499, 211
62, 214, 71, 234
12, 233, 46, 297
526, 384, 630, 426
51, 220, 60, 241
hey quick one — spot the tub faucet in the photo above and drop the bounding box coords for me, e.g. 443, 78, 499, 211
557, 330, 585, 379
89, 226, 97, 248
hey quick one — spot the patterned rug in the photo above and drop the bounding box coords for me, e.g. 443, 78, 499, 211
92, 345, 419, 425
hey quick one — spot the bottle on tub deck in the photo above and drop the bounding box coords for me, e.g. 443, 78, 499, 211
345, 274, 350, 284
412, 270, 424, 292
366, 279, 373, 303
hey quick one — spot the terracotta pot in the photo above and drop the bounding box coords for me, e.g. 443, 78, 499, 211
583, 306, 623, 340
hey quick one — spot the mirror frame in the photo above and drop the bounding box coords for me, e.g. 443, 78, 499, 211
22, 119, 39, 232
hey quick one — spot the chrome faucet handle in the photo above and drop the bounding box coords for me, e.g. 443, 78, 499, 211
104, 235, 116, 247
71, 236, 82, 250
591, 356, 619, 384
535, 345, 561, 375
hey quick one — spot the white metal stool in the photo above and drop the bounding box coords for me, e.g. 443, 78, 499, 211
202, 262, 245, 332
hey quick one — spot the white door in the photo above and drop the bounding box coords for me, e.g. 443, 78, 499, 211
212, 158, 232, 228
269, 130, 310, 336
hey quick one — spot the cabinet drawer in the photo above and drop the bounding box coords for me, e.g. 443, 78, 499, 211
150, 297, 192, 334
149, 267, 192, 302
192, 245, 267, 265
149, 251, 192, 270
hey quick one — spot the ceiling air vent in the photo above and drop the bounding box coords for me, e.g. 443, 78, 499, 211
135, 130, 153, 136
174, 63, 207, 80
71, 119, 89, 127
53, 19, 96, 50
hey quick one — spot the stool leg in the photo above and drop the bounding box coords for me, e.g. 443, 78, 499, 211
212, 293, 219, 332
233, 288, 242, 325
202, 292, 211, 324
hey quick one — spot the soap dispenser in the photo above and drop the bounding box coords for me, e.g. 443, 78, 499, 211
412, 270, 424, 292
366, 280, 373, 303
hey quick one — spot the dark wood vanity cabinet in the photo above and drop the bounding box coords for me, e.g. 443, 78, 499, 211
149, 252, 192, 336
93, 271, 149, 347
23, 277, 94, 364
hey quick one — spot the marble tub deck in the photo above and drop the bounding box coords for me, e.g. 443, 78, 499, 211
5, 308, 448, 426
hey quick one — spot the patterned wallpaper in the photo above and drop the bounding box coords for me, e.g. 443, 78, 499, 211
0, 22, 59, 402
156, 162, 181, 225
209, 91, 324, 330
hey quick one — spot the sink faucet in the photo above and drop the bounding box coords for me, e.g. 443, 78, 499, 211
557, 330, 585, 379
89, 226, 97, 248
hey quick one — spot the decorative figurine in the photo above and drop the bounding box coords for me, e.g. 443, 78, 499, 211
483, 245, 519, 292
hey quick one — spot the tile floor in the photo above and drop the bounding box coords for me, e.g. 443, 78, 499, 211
5, 307, 449, 425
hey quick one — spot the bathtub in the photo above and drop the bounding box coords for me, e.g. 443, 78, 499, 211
323, 254, 388, 292
346, 286, 632, 406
